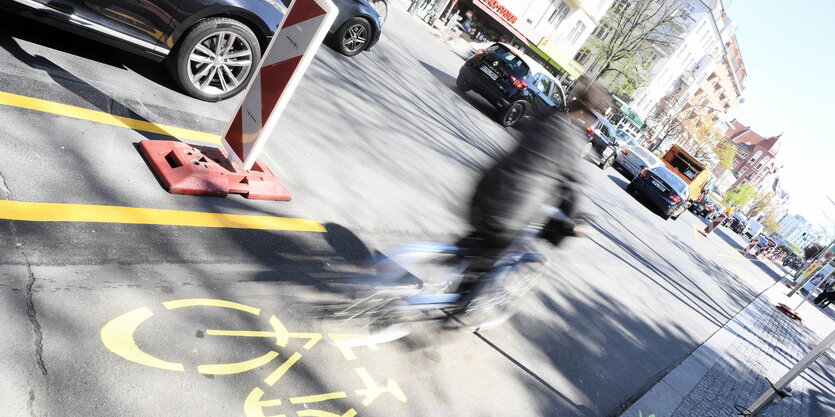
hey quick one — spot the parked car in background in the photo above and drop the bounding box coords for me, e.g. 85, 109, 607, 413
744, 218, 764, 240
581, 113, 619, 169
689, 195, 719, 219
614, 128, 638, 148
615, 145, 663, 179
457, 43, 566, 127
626, 166, 690, 220
2, 0, 383, 100
729, 213, 749, 234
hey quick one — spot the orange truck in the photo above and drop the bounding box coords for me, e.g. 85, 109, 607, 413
661, 144, 710, 201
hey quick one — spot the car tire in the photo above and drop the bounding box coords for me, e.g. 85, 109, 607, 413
626, 181, 636, 194
498, 101, 526, 127
581, 142, 593, 158
600, 155, 615, 169
334, 17, 372, 57
456, 76, 470, 91
168, 17, 261, 102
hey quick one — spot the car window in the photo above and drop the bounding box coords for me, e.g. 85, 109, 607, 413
651, 167, 688, 196
550, 87, 564, 108
597, 121, 612, 139
632, 147, 656, 162
486, 45, 530, 77
615, 129, 637, 146
534, 76, 553, 96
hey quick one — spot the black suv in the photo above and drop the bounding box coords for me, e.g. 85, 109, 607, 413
457, 43, 566, 127
580, 112, 619, 169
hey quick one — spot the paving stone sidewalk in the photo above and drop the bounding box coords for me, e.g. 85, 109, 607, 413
620, 281, 835, 417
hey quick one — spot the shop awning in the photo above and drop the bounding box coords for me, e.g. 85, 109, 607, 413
527, 41, 584, 79
470, 0, 528, 43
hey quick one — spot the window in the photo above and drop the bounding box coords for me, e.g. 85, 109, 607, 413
732, 159, 740, 168
548, 1, 570, 27
707, 73, 717, 81
737, 150, 749, 159
749, 150, 762, 164
567, 21, 587, 44
592, 25, 610, 39
574, 49, 591, 65
534, 75, 553, 96
613, 0, 628, 11
746, 173, 754, 180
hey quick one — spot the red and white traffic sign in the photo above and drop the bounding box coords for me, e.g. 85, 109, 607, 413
222, 0, 337, 170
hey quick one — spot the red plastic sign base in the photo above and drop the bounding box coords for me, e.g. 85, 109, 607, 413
138, 140, 291, 200
776, 303, 802, 323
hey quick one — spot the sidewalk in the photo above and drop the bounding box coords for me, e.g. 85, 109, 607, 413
620, 278, 835, 417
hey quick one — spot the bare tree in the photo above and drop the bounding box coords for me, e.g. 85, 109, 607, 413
585, 0, 686, 87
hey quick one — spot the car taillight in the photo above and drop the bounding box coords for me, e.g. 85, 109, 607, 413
509, 75, 527, 89
670, 195, 682, 203
586, 126, 594, 136
475, 49, 484, 56
639, 164, 647, 170
620, 149, 628, 155
639, 168, 649, 179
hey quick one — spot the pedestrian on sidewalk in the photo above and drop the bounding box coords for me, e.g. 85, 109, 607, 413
814, 283, 835, 307
449, 9, 473, 41
701, 207, 732, 236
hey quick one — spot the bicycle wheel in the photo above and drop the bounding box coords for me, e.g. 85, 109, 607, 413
458, 256, 546, 331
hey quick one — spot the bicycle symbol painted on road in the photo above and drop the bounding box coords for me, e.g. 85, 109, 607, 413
100, 298, 407, 417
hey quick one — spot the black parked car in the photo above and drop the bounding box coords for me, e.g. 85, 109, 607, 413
627, 166, 690, 220
729, 214, 749, 234
2, 0, 383, 101
580, 112, 619, 169
689, 195, 718, 219
457, 43, 566, 127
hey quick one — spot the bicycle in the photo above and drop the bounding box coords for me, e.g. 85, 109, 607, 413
317, 206, 576, 345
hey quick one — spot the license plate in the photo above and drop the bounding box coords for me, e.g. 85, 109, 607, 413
480, 65, 498, 80
651, 179, 667, 191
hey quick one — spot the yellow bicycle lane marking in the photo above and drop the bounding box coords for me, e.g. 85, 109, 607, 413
101, 298, 407, 417
0, 91, 291, 184
0, 91, 222, 144
0, 200, 325, 231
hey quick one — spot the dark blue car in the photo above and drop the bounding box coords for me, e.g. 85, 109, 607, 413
627, 166, 690, 220
2, 0, 383, 100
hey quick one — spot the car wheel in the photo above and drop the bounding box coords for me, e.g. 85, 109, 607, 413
334, 17, 372, 57
369, 0, 388, 22
581, 142, 593, 158
600, 155, 614, 169
168, 18, 260, 102
498, 101, 526, 127
456, 76, 470, 91
626, 181, 636, 194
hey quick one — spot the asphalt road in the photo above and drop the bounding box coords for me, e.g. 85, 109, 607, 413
0, 4, 802, 417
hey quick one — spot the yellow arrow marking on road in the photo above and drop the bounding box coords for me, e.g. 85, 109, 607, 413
0, 200, 325, 232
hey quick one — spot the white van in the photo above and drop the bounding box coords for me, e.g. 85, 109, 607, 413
744, 219, 764, 240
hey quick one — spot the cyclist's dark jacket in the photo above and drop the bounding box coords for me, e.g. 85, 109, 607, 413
468, 109, 588, 243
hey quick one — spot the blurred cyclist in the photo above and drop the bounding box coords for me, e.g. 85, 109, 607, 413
451, 77, 611, 310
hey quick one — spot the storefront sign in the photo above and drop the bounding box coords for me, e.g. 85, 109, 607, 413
478, 0, 518, 24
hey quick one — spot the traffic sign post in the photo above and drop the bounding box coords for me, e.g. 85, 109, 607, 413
139, 0, 337, 200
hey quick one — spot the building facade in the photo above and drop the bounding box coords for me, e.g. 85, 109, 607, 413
779, 214, 821, 249
630, 0, 741, 123
723, 119, 782, 190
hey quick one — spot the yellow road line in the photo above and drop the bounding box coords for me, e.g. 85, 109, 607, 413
289, 392, 348, 404
0, 91, 222, 144
0, 200, 325, 232
717, 253, 777, 263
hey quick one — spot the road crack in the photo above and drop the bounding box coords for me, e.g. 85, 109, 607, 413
0, 169, 48, 379
22, 247, 48, 377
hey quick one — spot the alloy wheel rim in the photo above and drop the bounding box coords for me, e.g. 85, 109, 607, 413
505, 105, 522, 124
187, 31, 253, 96
342, 24, 368, 53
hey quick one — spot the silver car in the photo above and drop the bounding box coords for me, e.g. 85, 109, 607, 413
616, 145, 663, 178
